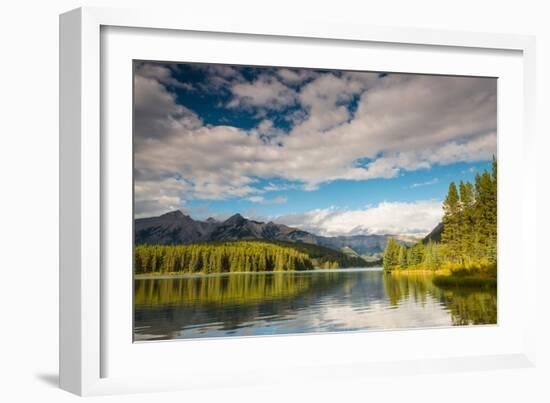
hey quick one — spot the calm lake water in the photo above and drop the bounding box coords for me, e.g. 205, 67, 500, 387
134, 268, 497, 341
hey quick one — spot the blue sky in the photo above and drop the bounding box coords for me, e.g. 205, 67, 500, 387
133, 62, 497, 237
184, 161, 491, 219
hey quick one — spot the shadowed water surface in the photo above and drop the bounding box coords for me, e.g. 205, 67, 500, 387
134, 268, 496, 341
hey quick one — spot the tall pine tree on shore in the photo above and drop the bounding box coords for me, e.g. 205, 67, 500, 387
383, 238, 400, 272
382, 160, 497, 272
442, 182, 461, 263
458, 180, 475, 264
398, 244, 408, 268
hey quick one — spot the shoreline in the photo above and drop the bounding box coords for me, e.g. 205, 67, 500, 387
134, 266, 383, 280
387, 266, 497, 288
433, 269, 497, 289
389, 269, 445, 275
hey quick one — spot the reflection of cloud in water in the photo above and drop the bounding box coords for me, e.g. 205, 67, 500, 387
134, 270, 494, 340
303, 296, 453, 331
162, 295, 453, 340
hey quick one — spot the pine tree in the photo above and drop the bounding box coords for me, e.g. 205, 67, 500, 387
409, 242, 425, 266
442, 182, 461, 263
377, 160, 497, 273
474, 168, 497, 260
383, 239, 400, 272
459, 180, 475, 263
398, 244, 408, 269
489, 157, 498, 264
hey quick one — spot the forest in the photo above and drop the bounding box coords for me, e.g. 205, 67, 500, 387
383, 159, 497, 277
134, 240, 368, 275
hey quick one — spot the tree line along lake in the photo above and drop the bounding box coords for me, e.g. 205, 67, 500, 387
133, 162, 497, 341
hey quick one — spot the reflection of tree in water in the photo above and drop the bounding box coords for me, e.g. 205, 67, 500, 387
383, 273, 435, 306
440, 290, 497, 325
134, 270, 497, 340
383, 273, 496, 325
134, 272, 355, 337
135, 272, 346, 306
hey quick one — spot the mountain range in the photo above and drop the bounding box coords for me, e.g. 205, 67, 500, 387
135, 210, 417, 255
422, 222, 444, 243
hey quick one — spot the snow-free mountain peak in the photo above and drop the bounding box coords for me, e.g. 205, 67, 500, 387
135, 210, 405, 255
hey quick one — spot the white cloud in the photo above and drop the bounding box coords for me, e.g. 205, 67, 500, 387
247, 195, 288, 204
136, 63, 194, 90
273, 200, 443, 237
133, 73, 202, 143
195, 64, 245, 93
249, 119, 285, 141
134, 177, 190, 218
133, 63, 497, 217
276, 68, 317, 85
293, 72, 370, 133
263, 182, 299, 192
410, 178, 439, 188
227, 75, 297, 110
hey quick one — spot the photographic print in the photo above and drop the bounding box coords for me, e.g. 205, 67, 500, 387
133, 61, 497, 341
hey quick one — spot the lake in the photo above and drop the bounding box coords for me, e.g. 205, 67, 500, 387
134, 268, 497, 341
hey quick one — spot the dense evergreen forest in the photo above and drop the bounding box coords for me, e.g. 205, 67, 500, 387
135, 240, 368, 275
383, 159, 497, 273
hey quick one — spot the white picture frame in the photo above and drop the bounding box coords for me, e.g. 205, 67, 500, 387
59, 6, 537, 396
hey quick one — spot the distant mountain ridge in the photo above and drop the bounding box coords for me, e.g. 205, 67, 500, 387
422, 222, 444, 243
134, 210, 409, 255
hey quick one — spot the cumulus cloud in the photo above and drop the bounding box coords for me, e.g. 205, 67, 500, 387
194, 64, 245, 93
247, 195, 288, 204
262, 182, 299, 192
134, 177, 190, 218
134, 70, 202, 143
133, 62, 496, 221
227, 75, 297, 110
136, 62, 194, 90
273, 201, 443, 237
276, 68, 318, 85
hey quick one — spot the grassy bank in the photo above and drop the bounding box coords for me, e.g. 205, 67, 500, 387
390, 269, 444, 276
433, 266, 497, 289
388, 263, 497, 289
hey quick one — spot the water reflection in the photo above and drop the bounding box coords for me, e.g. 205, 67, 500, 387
385, 272, 497, 325
134, 269, 496, 341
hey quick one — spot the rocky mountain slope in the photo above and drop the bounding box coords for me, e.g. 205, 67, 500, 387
135, 210, 405, 255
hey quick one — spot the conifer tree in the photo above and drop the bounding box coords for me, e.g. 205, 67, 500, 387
383, 238, 400, 272
459, 180, 475, 263
398, 244, 408, 269
381, 160, 497, 272
442, 182, 461, 263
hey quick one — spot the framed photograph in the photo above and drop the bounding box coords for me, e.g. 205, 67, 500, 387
132, 60, 499, 342
60, 7, 537, 396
